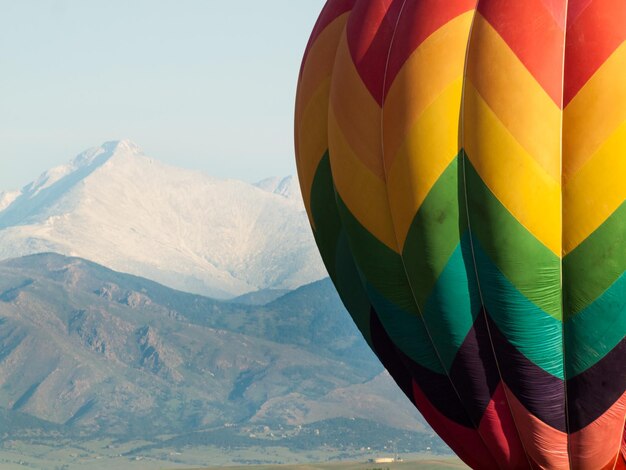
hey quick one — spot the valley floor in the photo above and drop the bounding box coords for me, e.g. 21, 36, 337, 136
0, 436, 463, 470
195, 457, 467, 469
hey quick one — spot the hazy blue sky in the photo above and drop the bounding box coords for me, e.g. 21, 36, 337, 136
0, 0, 325, 189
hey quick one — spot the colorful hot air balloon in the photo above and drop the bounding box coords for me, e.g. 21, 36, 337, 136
294, 1, 626, 469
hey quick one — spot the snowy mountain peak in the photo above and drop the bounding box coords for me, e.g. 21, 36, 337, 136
73, 139, 142, 168
0, 142, 130, 229
0, 140, 147, 224
70, 140, 147, 175
255, 175, 301, 200
0, 142, 325, 298
18, 140, 142, 202
0, 190, 20, 212
104, 138, 142, 155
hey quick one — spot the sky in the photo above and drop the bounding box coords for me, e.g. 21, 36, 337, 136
0, 0, 325, 190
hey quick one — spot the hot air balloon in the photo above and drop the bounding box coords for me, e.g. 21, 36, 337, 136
294, 1, 626, 469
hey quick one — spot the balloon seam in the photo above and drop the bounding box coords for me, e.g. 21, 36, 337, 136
561, 2, 573, 468
379, 2, 504, 468
457, 1, 534, 467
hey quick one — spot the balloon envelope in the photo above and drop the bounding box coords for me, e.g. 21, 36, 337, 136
294, 1, 626, 469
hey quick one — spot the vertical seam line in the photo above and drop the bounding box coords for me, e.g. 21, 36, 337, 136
379, 2, 502, 468
561, 2, 573, 469
458, 2, 534, 468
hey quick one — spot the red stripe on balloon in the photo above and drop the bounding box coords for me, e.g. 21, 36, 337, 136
613, 454, 626, 470
478, 382, 531, 468
346, 0, 401, 105
539, 0, 568, 28
411, 380, 500, 470
301, 0, 356, 67
382, 0, 475, 100
563, 0, 626, 105
600, 453, 626, 470
566, 0, 596, 23
478, 0, 566, 106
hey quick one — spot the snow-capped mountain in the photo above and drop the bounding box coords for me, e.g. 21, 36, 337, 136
254, 175, 300, 199
0, 190, 20, 212
0, 140, 325, 298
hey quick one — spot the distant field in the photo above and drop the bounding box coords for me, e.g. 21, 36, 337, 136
192, 457, 467, 470
0, 438, 464, 470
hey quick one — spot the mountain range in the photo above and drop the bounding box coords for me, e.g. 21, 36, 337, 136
0, 254, 435, 451
0, 140, 325, 299
0, 143, 447, 466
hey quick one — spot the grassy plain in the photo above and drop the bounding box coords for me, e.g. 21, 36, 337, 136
0, 440, 466, 470
193, 457, 467, 470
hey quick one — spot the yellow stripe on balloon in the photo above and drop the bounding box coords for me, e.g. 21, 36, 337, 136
564, 121, 626, 255
463, 83, 562, 256
295, 13, 350, 128
328, 107, 399, 252
385, 79, 463, 249
382, 11, 473, 170
563, 42, 626, 183
466, 14, 561, 182
295, 78, 332, 223
330, 32, 386, 181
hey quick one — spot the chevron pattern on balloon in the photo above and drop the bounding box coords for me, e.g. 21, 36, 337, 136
294, 0, 626, 469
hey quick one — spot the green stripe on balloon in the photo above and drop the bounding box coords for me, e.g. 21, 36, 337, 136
420, 239, 482, 371
334, 191, 448, 374
366, 282, 446, 374
400, 155, 480, 371
335, 194, 420, 316
471, 239, 565, 379
563, 201, 626, 317
402, 155, 468, 307
310, 151, 374, 347
310, 151, 341, 282
565, 272, 626, 377
334, 230, 375, 348
464, 155, 562, 321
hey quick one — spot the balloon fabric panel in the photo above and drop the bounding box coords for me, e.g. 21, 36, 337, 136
294, 0, 626, 468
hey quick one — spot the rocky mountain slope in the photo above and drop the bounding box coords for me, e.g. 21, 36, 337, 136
0, 253, 426, 439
